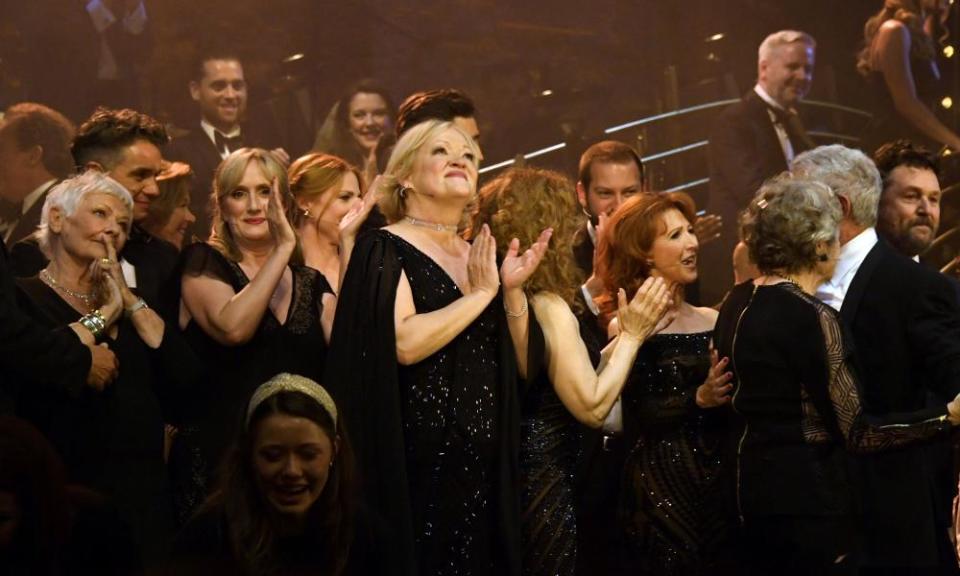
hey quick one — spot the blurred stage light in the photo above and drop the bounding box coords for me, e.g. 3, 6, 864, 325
942, 96, 953, 110
283, 53, 305, 63
706, 33, 724, 42
541, 89, 553, 96
945, 45, 955, 58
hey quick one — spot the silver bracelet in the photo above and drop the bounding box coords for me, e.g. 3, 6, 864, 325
504, 294, 528, 318
125, 297, 149, 318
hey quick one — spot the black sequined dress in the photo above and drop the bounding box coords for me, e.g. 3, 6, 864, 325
519, 362, 579, 575
324, 229, 522, 576
617, 331, 730, 575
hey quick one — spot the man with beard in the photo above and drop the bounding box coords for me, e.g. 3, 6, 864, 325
165, 51, 287, 238
873, 139, 941, 259
704, 30, 816, 305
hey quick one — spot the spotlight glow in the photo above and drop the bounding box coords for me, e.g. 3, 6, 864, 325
945, 45, 955, 58
943, 96, 954, 110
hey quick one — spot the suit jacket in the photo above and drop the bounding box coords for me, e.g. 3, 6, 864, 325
6, 181, 57, 246
841, 239, 960, 567
701, 90, 809, 305
0, 236, 90, 413
165, 123, 283, 241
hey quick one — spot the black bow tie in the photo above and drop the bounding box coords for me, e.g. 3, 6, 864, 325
214, 131, 243, 154
766, 105, 815, 153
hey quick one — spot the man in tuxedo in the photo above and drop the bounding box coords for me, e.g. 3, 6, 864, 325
794, 144, 960, 571
873, 139, 942, 259
703, 29, 817, 305
0, 103, 76, 245
165, 52, 288, 239
571, 140, 644, 575
11, 107, 176, 311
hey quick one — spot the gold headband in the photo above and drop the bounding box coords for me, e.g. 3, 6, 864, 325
246, 373, 338, 428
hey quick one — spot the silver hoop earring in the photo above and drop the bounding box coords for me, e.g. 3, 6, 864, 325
398, 185, 412, 199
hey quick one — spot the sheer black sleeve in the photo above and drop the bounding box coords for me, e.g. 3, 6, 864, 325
813, 305, 949, 454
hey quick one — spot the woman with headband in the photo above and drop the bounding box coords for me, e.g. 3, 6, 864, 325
171, 373, 386, 575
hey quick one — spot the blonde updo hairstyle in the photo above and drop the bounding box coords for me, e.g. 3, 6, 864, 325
377, 119, 481, 225
470, 167, 586, 310
209, 148, 302, 264
286, 153, 365, 228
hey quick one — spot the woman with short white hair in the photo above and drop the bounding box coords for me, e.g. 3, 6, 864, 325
17, 169, 189, 567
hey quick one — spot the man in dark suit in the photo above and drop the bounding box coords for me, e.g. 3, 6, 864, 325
0, 103, 76, 245
795, 144, 960, 571
571, 140, 644, 574
873, 139, 942, 259
11, 108, 177, 311
165, 51, 288, 239
703, 30, 817, 305
0, 234, 118, 414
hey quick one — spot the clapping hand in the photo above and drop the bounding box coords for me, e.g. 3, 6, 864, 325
500, 228, 552, 291
616, 277, 673, 342
339, 175, 381, 244
91, 234, 128, 325
467, 223, 500, 298
268, 176, 297, 251
696, 347, 733, 408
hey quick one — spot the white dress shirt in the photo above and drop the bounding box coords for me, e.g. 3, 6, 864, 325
754, 84, 795, 165
816, 227, 878, 311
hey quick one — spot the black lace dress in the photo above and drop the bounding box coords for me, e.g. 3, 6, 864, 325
324, 229, 521, 576
171, 243, 331, 521
617, 331, 730, 575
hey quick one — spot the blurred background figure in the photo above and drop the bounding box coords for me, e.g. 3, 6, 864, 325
313, 80, 395, 186
0, 103, 75, 246
858, 0, 960, 153
141, 160, 196, 250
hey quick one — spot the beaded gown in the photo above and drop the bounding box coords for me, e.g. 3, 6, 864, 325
519, 358, 579, 575
324, 229, 522, 576
617, 331, 730, 575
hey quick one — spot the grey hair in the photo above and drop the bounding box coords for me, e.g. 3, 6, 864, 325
37, 170, 133, 252
740, 174, 841, 274
758, 30, 816, 62
791, 144, 881, 227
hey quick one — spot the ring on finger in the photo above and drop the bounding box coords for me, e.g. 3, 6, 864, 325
100, 258, 114, 266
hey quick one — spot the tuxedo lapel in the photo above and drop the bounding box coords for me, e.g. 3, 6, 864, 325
840, 240, 886, 325
743, 92, 790, 172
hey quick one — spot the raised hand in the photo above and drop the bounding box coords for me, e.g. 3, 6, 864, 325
616, 277, 672, 342
696, 347, 734, 408
501, 228, 552, 291
694, 213, 723, 246
268, 176, 297, 250
339, 175, 381, 244
583, 213, 609, 300
467, 224, 500, 298
91, 234, 129, 324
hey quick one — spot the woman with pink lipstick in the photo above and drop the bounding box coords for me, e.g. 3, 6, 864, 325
595, 192, 734, 574
176, 148, 334, 504
325, 119, 547, 576
313, 80, 396, 186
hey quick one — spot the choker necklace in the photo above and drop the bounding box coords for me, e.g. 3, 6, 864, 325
403, 216, 458, 233
40, 269, 94, 308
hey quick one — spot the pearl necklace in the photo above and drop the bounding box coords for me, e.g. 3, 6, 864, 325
40, 269, 95, 308
403, 216, 458, 233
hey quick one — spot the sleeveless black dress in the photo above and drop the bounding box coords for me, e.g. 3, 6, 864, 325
617, 331, 731, 575
171, 243, 331, 521
861, 54, 941, 153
